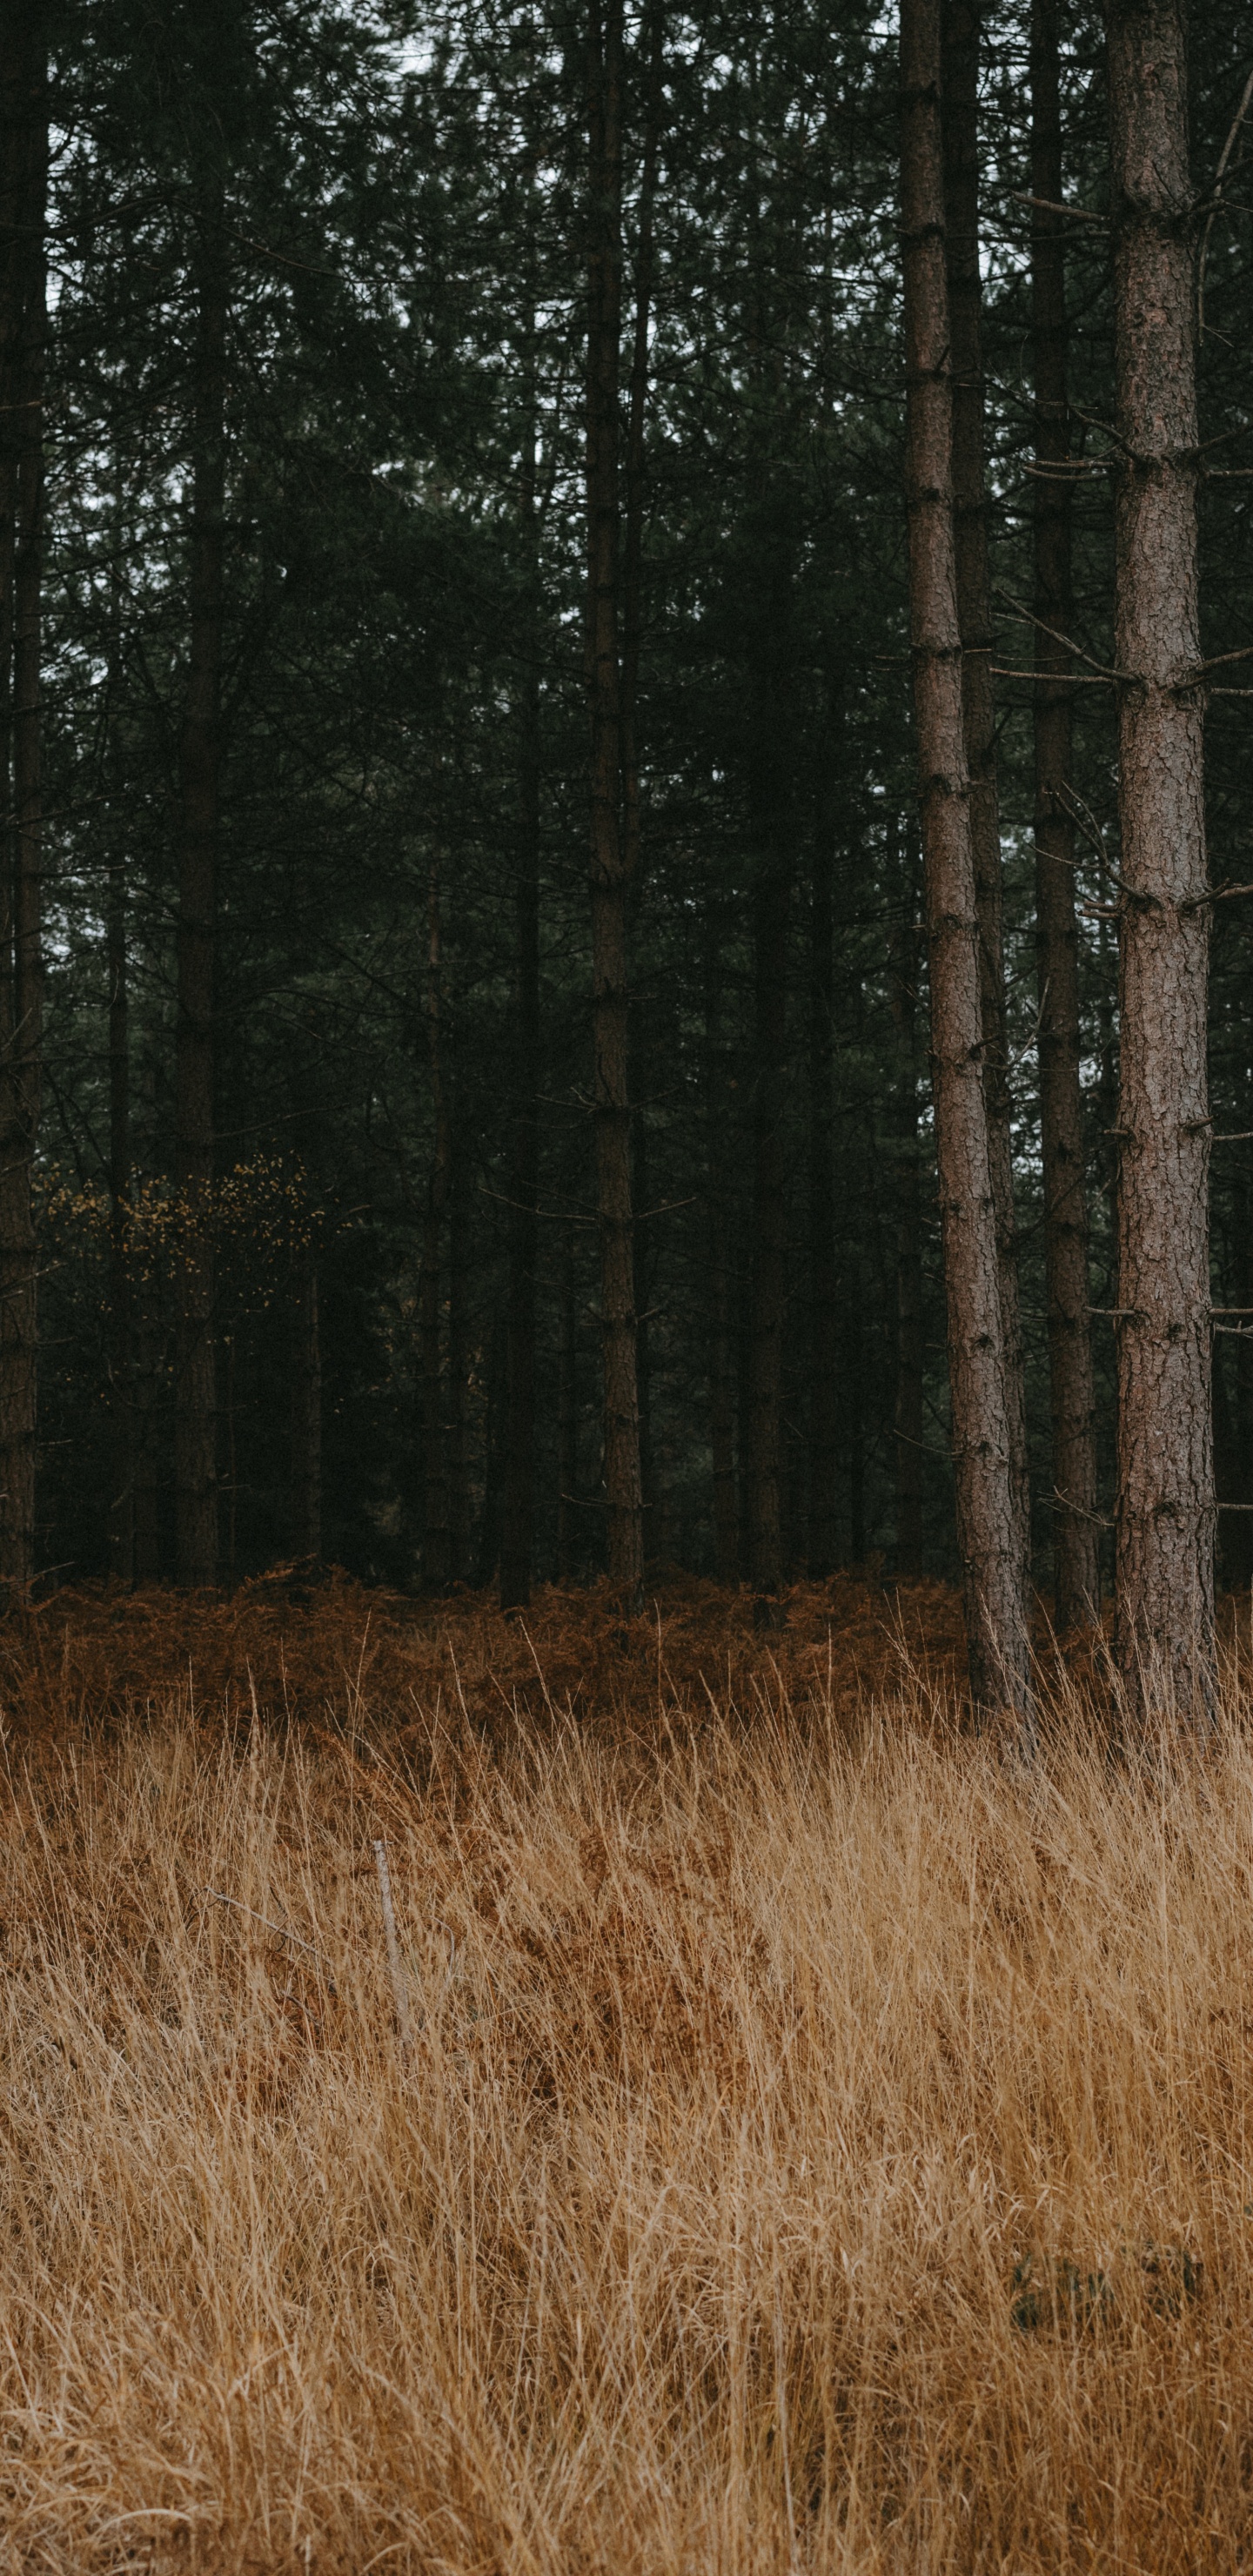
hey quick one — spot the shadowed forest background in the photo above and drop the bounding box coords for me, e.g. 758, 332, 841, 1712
2, 0, 1250, 1615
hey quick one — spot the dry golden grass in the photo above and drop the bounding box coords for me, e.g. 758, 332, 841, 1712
3, 1590, 1253, 2571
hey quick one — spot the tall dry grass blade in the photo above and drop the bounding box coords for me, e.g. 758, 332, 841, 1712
372, 1833, 413, 2057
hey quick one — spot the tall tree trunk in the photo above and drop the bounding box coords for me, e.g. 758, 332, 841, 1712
446, 1057, 468, 1585
618, 0, 661, 898
633, 1009, 655, 1557
0, 16, 45, 1597
556, 1221, 579, 1580
620, 3, 663, 1574
586, 0, 643, 1601
941, 0, 1029, 1583
1227, 1162, 1253, 1592
290, 1265, 320, 1562
174, 206, 225, 1587
709, 1227, 738, 1583
420, 856, 451, 1589
703, 904, 739, 1582
843, 1236, 866, 1562
807, 832, 838, 1577
499, 413, 540, 1610
474, 1302, 506, 1587
1106, 0, 1214, 1713
900, 0, 1032, 1721
747, 822, 790, 1613
107, 848, 133, 1580
889, 823, 926, 1578
1030, 0, 1100, 1631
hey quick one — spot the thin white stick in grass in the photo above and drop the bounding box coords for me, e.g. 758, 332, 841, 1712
205, 1889, 338, 1994
372, 1836, 413, 2056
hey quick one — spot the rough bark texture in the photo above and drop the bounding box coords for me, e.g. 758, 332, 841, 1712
807, 833, 838, 1577
1217, 1164, 1253, 1590
0, 15, 45, 1596
174, 211, 224, 1587
586, 0, 643, 1601
1030, 0, 1100, 1631
941, 0, 1029, 1582
1106, 0, 1214, 1713
889, 825, 925, 1579
901, 0, 1032, 1719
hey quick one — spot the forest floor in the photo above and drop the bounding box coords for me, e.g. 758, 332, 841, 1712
3, 1575, 1253, 2571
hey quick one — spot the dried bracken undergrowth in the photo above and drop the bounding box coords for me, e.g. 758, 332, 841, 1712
0, 1569, 968, 1748
4, 1594, 1253, 2570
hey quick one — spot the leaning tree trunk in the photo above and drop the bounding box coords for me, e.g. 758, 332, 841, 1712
941, 0, 1029, 1582
586, 0, 643, 1601
1030, 0, 1100, 1631
174, 207, 225, 1587
901, 0, 1032, 1721
0, 15, 45, 1599
1106, 0, 1214, 1715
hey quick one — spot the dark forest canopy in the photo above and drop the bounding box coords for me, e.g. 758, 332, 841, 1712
3, 0, 1251, 1664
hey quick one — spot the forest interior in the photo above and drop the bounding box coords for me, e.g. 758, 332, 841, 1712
4, 0, 1253, 2565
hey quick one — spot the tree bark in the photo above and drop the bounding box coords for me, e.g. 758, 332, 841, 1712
941, 0, 1030, 1582
619, 0, 661, 898
556, 1221, 579, 1580
900, 0, 1032, 1721
807, 831, 838, 1577
843, 1236, 866, 1563
0, 13, 45, 1597
586, 0, 643, 1602
703, 902, 739, 1583
419, 855, 451, 1589
747, 823, 790, 1613
174, 205, 225, 1587
632, 1007, 655, 1558
889, 823, 926, 1578
1220, 1160, 1253, 1591
744, 466, 794, 1613
446, 1054, 469, 1585
1106, 0, 1214, 1714
1229, 1164, 1253, 1590
499, 403, 541, 1611
107, 845, 133, 1581
1030, 0, 1100, 1631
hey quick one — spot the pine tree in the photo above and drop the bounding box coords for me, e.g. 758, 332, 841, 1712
1106, 0, 1214, 1714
